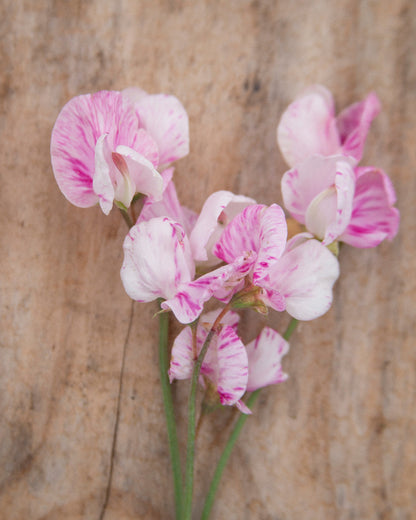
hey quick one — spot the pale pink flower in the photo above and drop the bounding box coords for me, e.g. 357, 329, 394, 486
212, 204, 340, 320
281, 156, 399, 248
51, 89, 189, 214
169, 310, 290, 413
277, 85, 380, 167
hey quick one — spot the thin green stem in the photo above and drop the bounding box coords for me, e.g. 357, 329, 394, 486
183, 305, 231, 520
158, 306, 183, 519
119, 207, 134, 229
200, 317, 299, 520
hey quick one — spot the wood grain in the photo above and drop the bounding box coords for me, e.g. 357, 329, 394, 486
1, 1, 415, 518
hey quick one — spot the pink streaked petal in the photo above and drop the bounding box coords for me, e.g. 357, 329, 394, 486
277, 85, 340, 167
268, 239, 340, 320
51, 90, 140, 208
115, 145, 164, 202
135, 94, 189, 165
93, 134, 116, 215
199, 309, 240, 331
253, 204, 287, 283
169, 327, 195, 382
285, 232, 315, 252
258, 284, 286, 312
305, 158, 355, 244
162, 256, 253, 324
121, 217, 195, 303
246, 327, 289, 392
235, 400, 252, 414
189, 191, 255, 265
336, 92, 381, 163
340, 167, 400, 248
281, 155, 351, 224
215, 326, 248, 407
134, 128, 159, 167
213, 204, 287, 274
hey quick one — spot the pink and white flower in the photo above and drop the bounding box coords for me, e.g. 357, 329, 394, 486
51, 89, 189, 214
277, 85, 380, 167
168, 309, 290, 413
281, 156, 399, 248
212, 204, 340, 320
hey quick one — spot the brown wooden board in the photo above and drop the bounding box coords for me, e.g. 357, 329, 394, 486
0, 1, 415, 518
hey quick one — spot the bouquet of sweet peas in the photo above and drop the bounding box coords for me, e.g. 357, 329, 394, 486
50, 85, 399, 519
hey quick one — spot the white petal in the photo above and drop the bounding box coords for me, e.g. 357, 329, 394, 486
246, 327, 289, 392
169, 327, 195, 382
268, 239, 339, 320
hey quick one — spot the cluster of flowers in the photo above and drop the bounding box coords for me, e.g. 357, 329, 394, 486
51, 85, 399, 414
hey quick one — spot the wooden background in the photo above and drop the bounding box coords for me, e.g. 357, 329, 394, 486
1, 1, 415, 519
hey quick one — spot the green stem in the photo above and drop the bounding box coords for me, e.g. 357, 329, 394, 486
183, 306, 231, 520
158, 306, 183, 519
200, 318, 299, 520
119, 207, 134, 229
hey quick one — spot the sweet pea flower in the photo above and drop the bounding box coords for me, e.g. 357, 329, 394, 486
51, 89, 189, 214
121, 215, 252, 324
168, 309, 289, 414
277, 84, 380, 167
281, 156, 399, 248
212, 204, 340, 320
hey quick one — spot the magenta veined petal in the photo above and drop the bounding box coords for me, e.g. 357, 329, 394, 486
277, 85, 340, 167
340, 167, 400, 248
169, 327, 195, 383
189, 191, 256, 266
134, 93, 189, 166
121, 217, 195, 303
268, 238, 340, 320
213, 204, 287, 276
336, 92, 381, 163
51, 90, 141, 208
246, 327, 289, 392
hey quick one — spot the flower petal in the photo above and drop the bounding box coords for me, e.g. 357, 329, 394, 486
168, 326, 195, 382
121, 217, 195, 303
268, 238, 340, 320
51, 91, 139, 208
246, 327, 289, 392
215, 326, 248, 407
93, 134, 116, 215
135, 94, 189, 165
277, 85, 340, 167
115, 145, 164, 202
213, 204, 287, 277
189, 191, 255, 265
336, 92, 381, 163
340, 167, 400, 248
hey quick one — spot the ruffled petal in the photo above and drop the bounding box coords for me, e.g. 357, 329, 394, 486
135, 94, 189, 165
189, 191, 255, 265
282, 155, 353, 225
51, 91, 139, 208
340, 167, 400, 248
246, 327, 289, 392
268, 238, 340, 320
277, 85, 340, 167
93, 134, 116, 215
336, 92, 381, 163
121, 217, 195, 303
215, 326, 249, 408
213, 204, 287, 274
168, 327, 195, 382
114, 145, 164, 202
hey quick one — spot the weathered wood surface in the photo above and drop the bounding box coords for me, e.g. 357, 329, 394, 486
1, 1, 415, 519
